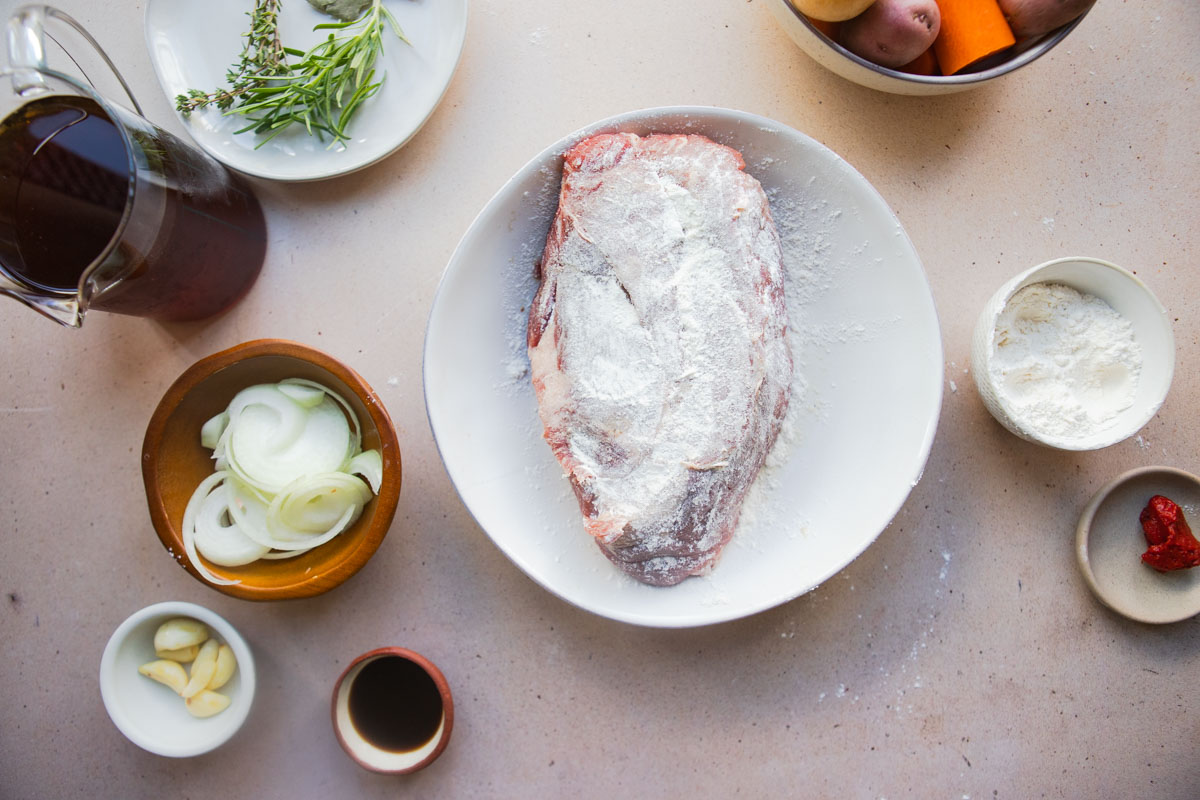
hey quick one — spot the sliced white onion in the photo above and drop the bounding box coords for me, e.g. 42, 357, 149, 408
182, 379, 384, 585
348, 449, 383, 494
193, 483, 270, 566
200, 412, 229, 450
277, 381, 326, 408
281, 377, 363, 456
226, 395, 352, 495
224, 477, 284, 548
271, 500, 360, 555
181, 470, 240, 586
256, 497, 363, 561
225, 384, 307, 452
269, 472, 370, 535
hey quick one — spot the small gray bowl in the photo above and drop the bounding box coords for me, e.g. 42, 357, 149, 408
1077, 467, 1200, 624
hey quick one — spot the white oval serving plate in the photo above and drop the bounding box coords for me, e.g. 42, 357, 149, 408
144, 0, 467, 181
424, 106, 943, 627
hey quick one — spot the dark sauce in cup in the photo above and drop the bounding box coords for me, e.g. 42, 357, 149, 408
348, 655, 444, 753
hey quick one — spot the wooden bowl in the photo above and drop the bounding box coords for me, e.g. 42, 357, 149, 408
142, 339, 401, 600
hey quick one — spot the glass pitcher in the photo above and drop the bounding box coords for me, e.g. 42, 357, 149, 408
0, 5, 266, 327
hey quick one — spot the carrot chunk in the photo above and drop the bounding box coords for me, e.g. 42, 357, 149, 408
933, 0, 1016, 75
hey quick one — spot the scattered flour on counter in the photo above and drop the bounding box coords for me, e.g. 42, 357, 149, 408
989, 282, 1141, 440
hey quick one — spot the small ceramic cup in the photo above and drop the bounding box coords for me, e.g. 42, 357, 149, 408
331, 647, 453, 774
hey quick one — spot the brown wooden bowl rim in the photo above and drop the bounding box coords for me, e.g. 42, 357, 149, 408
141, 338, 401, 600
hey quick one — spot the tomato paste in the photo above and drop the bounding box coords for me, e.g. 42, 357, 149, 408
1139, 495, 1200, 572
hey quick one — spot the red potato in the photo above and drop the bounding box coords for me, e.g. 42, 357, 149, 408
998, 0, 1094, 38
840, 0, 941, 69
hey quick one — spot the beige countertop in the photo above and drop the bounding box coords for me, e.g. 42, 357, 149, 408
2, 0, 1198, 796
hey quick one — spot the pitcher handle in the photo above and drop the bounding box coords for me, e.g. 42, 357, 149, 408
6, 4, 142, 115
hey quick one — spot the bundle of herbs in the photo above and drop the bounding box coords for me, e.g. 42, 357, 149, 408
177, 0, 406, 149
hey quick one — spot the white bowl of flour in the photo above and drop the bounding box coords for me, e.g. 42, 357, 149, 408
971, 257, 1175, 450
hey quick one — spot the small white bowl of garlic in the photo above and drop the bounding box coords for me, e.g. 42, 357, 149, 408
971, 257, 1175, 450
100, 601, 255, 757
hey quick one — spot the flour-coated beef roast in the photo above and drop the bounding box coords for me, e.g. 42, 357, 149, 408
527, 132, 792, 586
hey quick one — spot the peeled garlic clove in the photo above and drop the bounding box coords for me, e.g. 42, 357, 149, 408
153, 618, 209, 653
155, 644, 200, 662
181, 639, 219, 698
185, 689, 231, 718
207, 644, 237, 691
137, 660, 189, 695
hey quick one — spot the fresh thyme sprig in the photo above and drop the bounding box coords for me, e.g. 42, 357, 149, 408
176, 0, 406, 149
176, 0, 288, 115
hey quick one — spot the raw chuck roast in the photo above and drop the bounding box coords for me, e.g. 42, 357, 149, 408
527, 132, 792, 586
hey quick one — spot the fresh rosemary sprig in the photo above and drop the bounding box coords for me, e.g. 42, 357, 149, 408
176, 0, 406, 149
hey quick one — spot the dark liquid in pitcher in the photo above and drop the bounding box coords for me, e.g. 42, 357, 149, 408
0, 94, 127, 291
348, 656, 444, 753
0, 94, 265, 320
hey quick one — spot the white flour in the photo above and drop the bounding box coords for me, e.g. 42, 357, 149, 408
990, 282, 1141, 440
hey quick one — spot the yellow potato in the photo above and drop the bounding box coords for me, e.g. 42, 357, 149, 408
789, 0, 876, 23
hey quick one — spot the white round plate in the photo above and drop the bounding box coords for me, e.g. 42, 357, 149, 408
144, 0, 467, 181
424, 106, 943, 627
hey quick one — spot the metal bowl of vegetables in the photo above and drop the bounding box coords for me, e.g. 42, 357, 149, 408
766, 0, 1094, 95
142, 339, 402, 600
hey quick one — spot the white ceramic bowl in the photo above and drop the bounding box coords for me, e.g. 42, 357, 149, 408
970, 257, 1174, 450
766, 0, 1091, 95
99, 601, 256, 757
424, 106, 943, 627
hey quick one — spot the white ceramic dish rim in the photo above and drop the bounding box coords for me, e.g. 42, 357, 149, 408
423, 105, 944, 628
1076, 466, 1200, 624
99, 600, 256, 757
973, 256, 1174, 451
770, 0, 1090, 89
143, 0, 468, 182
